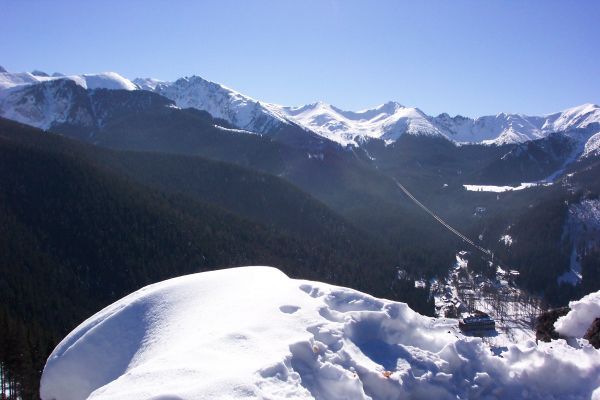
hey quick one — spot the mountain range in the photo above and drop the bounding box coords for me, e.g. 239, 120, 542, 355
1, 68, 599, 154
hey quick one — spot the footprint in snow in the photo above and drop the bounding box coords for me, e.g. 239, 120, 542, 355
279, 305, 301, 314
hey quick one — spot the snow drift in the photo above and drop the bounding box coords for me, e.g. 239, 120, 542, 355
41, 267, 600, 400
555, 290, 600, 338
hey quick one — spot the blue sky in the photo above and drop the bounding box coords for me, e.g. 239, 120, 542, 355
2, 0, 599, 116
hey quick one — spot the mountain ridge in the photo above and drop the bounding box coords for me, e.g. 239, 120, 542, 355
1, 68, 599, 149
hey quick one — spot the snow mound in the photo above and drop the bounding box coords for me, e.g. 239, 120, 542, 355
41, 267, 600, 400
77, 72, 138, 91
555, 290, 600, 338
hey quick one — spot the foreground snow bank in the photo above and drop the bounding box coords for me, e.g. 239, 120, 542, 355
41, 267, 600, 400
555, 290, 600, 338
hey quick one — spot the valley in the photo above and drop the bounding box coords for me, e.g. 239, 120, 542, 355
0, 66, 598, 399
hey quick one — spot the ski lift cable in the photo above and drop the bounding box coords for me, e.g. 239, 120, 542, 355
393, 178, 492, 257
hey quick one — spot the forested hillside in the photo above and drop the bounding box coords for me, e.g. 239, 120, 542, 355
0, 119, 433, 398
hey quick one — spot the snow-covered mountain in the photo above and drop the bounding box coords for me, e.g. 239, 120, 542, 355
0, 70, 137, 91
0, 78, 99, 130
276, 101, 444, 146
0, 77, 171, 131
133, 76, 446, 146
133, 76, 293, 133
41, 267, 600, 400
135, 73, 600, 147
1, 68, 599, 152
0, 69, 140, 130
274, 102, 600, 147
434, 103, 600, 146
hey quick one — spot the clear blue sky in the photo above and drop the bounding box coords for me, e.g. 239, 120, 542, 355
2, 0, 599, 116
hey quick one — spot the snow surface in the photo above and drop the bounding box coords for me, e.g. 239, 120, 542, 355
133, 76, 291, 134
0, 71, 137, 91
433, 253, 539, 349
275, 102, 600, 147
582, 131, 600, 158
543, 103, 600, 134
463, 182, 552, 192
436, 103, 600, 146
0, 79, 97, 130
499, 234, 513, 246
276, 101, 443, 146
434, 112, 546, 145
0, 71, 139, 130
2, 68, 599, 150
134, 74, 600, 147
555, 290, 600, 338
41, 267, 600, 400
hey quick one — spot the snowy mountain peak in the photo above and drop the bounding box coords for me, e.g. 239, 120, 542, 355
1, 68, 599, 150
0, 65, 6, 73
274, 101, 442, 146
368, 100, 405, 112
433, 103, 600, 146
132, 77, 165, 91
129, 72, 600, 147
542, 103, 600, 133
135, 74, 291, 133
0, 70, 137, 91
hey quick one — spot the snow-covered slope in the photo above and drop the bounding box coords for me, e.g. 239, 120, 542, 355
137, 73, 600, 148
280, 101, 600, 147
543, 103, 600, 134
0, 78, 173, 131
583, 132, 600, 158
434, 104, 600, 145
434, 112, 546, 145
133, 76, 292, 133
41, 267, 600, 400
2, 68, 599, 150
0, 79, 97, 130
276, 101, 443, 146
0, 70, 137, 91
0, 69, 139, 129
555, 290, 600, 338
